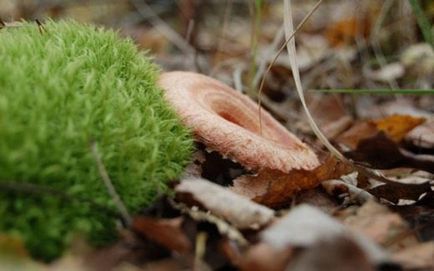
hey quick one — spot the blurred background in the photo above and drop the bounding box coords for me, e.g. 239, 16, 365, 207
1, 0, 433, 118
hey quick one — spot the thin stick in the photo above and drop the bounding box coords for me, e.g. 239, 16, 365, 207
257, 0, 323, 134
90, 142, 132, 226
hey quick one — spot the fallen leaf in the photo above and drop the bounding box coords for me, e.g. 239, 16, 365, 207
392, 242, 434, 270
337, 115, 425, 151
286, 236, 374, 271
132, 217, 192, 254
369, 181, 432, 204
231, 155, 352, 208
322, 173, 375, 204
260, 204, 389, 264
345, 132, 434, 173
175, 178, 275, 229
343, 201, 417, 248
336, 121, 379, 150
374, 115, 425, 142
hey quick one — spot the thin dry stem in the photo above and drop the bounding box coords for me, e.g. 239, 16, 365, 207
257, 0, 323, 135
90, 142, 132, 226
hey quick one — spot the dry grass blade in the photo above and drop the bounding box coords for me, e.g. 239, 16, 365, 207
282, 0, 346, 161
90, 142, 132, 226
257, 0, 323, 134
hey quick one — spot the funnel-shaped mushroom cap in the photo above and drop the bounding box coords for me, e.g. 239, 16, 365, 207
159, 72, 319, 172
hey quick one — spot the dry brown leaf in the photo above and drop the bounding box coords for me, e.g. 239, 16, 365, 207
336, 121, 379, 150
337, 115, 425, 150
132, 217, 192, 254
369, 181, 432, 204
374, 115, 425, 142
231, 155, 352, 208
175, 178, 275, 229
343, 201, 417, 248
392, 242, 434, 270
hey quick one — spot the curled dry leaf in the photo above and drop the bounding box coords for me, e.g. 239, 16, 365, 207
322, 173, 375, 204
158, 71, 319, 173
343, 201, 417, 248
231, 155, 352, 208
175, 178, 275, 229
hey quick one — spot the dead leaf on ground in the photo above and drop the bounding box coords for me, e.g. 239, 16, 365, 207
345, 132, 434, 173
374, 115, 425, 142
369, 180, 432, 204
343, 201, 417, 249
322, 173, 375, 204
231, 155, 352, 208
260, 204, 389, 264
392, 242, 434, 270
336, 121, 379, 150
132, 217, 192, 254
286, 236, 374, 271
337, 115, 425, 150
175, 178, 275, 229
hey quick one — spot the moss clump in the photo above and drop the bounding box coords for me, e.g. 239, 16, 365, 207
0, 20, 193, 260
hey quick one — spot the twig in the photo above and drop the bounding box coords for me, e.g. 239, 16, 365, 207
90, 142, 132, 226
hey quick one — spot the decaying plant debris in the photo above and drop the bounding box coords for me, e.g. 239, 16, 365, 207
0, 0, 433, 270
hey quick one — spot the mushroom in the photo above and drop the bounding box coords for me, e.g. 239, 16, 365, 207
158, 71, 319, 173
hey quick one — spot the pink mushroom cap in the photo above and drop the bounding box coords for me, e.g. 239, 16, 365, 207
158, 71, 320, 173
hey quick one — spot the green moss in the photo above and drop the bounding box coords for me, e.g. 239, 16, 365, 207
0, 20, 193, 261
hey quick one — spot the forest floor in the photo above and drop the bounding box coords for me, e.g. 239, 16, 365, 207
0, 0, 433, 270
